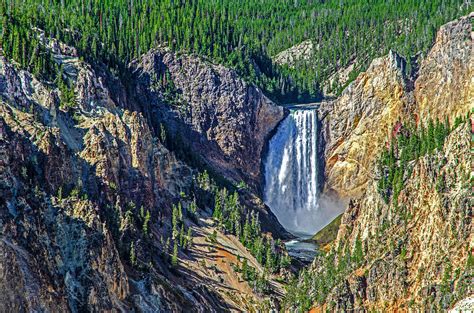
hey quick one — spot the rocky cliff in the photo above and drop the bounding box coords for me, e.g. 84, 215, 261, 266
321, 120, 472, 311
130, 48, 286, 191
319, 50, 410, 198
274, 40, 314, 67
0, 33, 289, 311
415, 13, 473, 122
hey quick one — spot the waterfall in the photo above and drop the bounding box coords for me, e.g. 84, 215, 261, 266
263, 109, 321, 236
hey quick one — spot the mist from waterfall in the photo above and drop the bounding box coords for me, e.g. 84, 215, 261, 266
264, 109, 338, 236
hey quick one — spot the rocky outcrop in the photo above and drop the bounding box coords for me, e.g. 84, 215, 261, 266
322, 60, 357, 97
319, 50, 410, 198
129, 48, 290, 238
274, 40, 314, 67
305, 14, 473, 311
131, 48, 286, 190
0, 53, 203, 311
323, 121, 472, 311
415, 13, 473, 121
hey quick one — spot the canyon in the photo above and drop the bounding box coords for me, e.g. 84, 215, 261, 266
0, 9, 472, 313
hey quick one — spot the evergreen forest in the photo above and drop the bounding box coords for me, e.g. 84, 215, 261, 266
0, 0, 472, 103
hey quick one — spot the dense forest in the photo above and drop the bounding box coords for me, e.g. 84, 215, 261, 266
0, 0, 471, 103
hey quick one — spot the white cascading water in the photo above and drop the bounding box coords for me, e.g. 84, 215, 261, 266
264, 109, 320, 236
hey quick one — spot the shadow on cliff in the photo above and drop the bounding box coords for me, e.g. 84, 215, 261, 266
127, 65, 293, 240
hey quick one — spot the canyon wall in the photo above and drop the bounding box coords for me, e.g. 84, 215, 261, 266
0, 34, 288, 311
131, 48, 286, 191
308, 13, 473, 311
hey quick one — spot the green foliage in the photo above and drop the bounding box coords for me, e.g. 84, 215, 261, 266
70, 185, 81, 198
440, 262, 453, 294
352, 234, 364, 266
279, 254, 291, 269
57, 186, 63, 201
206, 181, 289, 275
171, 241, 179, 267
188, 198, 198, 215
1, 0, 470, 103
241, 259, 249, 277
56, 65, 76, 110
466, 250, 474, 270
377, 118, 452, 205
142, 209, 151, 235
209, 229, 218, 244
239, 259, 270, 294
435, 173, 446, 193
283, 235, 376, 310
212, 189, 223, 223
254, 271, 270, 294
185, 228, 193, 250
170, 200, 193, 257
109, 182, 117, 191
236, 180, 248, 190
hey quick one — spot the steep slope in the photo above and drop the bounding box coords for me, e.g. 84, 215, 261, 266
129, 48, 289, 237
0, 35, 290, 311
319, 50, 410, 198
0, 53, 207, 311
131, 48, 286, 191
324, 120, 472, 311
415, 13, 473, 121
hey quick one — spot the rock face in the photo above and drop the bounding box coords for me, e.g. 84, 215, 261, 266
274, 40, 314, 67
319, 50, 409, 198
415, 13, 473, 121
306, 14, 473, 311
0, 51, 202, 311
131, 48, 286, 190
0, 37, 288, 311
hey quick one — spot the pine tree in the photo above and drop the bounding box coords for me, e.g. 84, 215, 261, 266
241, 258, 249, 280
143, 210, 151, 235
467, 251, 474, 269
177, 202, 183, 221
186, 228, 193, 250
265, 243, 274, 271
352, 235, 364, 266
188, 198, 197, 215
427, 119, 435, 152
172, 204, 179, 240
213, 191, 223, 223
171, 241, 178, 267
179, 224, 185, 247
57, 186, 63, 200
242, 214, 251, 245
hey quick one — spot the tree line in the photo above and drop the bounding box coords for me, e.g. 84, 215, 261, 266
1, 0, 471, 103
